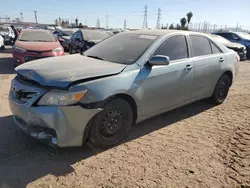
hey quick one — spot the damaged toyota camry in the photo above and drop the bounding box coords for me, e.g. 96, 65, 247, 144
9, 30, 239, 148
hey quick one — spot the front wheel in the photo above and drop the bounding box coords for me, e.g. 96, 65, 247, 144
88, 98, 133, 149
69, 45, 73, 54
211, 74, 230, 104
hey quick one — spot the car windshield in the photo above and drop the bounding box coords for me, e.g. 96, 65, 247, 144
84, 33, 158, 64
83, 30, 110, 41
61, 30, 75, 36
212, 35, 230, 44
0, 27, 8, 32
19, 30, 56, 42
236, 32, 250, 40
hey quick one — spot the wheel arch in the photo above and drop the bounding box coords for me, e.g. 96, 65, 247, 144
223, 70, 233, 87
82, 93, 138, 146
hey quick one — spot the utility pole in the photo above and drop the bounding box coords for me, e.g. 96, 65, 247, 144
124, 19, 127, 29
142, 5, 148, 29
20, 12, 23, 21
236, 22, 239, 32
96, 18, 100, 28
34, 10, 38, 24
106, 15, 109, 29
156, 8, 161, 29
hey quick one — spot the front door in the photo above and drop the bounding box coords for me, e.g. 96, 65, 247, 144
140, 35, 194, 118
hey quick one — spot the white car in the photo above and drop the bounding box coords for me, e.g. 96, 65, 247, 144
0, 35, 4, 49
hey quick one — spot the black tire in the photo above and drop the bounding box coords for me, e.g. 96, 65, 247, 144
89, 97, 133, 148
211, 74, 231, 105
69, 45, 73, 54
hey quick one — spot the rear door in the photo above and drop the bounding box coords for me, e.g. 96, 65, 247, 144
189, 35, 226, 100
140, 35, 194, 117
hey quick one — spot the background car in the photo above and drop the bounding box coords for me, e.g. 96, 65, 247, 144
10, 30, 239, 148
13, 29, 64, 66
68, 29, 110, 54
0, 35, 4, 49
210, 34, 247, 60
55, 29, 77, 51
0, 26, 15, 44
213, 31, 250, 58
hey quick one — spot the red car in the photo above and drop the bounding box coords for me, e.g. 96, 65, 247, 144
13, 29, 64, 66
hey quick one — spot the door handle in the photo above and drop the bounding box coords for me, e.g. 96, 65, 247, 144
184, 64, 193, 71
219, 57, 224, 62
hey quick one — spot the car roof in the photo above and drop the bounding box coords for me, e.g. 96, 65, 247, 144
126, 29, 206, 36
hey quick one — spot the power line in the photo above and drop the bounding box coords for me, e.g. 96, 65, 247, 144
156, 8, 161, 29
142, 5, 148, 29
34, 10, 38, 24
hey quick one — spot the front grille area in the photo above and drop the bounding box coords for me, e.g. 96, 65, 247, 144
24, 56, 50, 62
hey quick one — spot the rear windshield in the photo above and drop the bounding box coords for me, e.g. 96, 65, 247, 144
83, 30, 110, 41
236, 32, 250, 40
19, 30, 56, 42
61, 30, 75, 36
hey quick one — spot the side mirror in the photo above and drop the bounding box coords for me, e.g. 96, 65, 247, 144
148, 55, 170, 66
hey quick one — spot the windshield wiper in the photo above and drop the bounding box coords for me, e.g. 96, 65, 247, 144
86, 55, 104, 61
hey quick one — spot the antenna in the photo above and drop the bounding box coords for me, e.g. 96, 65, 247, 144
142, 5, 148, 29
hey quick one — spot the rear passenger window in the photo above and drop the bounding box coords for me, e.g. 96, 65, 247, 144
153, 35, 188, 61
211, 42, 221, 54
190, 35, 212, 57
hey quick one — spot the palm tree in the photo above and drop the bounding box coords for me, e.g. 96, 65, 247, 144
180, 17, 187, 28
187, 12, 193, 24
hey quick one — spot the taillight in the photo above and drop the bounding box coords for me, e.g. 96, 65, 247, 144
236, 55, 240, 62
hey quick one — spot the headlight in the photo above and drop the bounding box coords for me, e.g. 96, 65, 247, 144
14, 46, 26, 53
37, 90, 87, 106
52, 47, 63, 56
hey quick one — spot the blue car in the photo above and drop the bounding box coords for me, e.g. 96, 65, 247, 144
213, 31, 250, 58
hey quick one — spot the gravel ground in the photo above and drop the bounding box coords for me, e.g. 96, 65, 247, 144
0, 46, 249, 188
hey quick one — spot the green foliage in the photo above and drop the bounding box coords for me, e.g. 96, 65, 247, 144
169, 24, 175, 30
180, 17, 187, 28
187, 12, 193, 24
176, 24, 182, 30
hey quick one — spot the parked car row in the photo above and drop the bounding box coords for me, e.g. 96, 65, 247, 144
0, 26, 15, 45
9, 30, 239, 148
210, 34, 247, 60
0, 35, 4, 49
13, 29, 64, 66
212, 30, 250, 59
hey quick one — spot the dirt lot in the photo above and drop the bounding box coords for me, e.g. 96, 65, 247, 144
0, 46, 249, 188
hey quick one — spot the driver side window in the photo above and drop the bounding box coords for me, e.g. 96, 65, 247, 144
153, 35, 188, 61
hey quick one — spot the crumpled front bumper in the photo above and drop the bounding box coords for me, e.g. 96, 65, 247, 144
9, 94, 102, 148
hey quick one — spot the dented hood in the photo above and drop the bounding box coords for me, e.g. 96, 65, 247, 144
15, 54, 127, 88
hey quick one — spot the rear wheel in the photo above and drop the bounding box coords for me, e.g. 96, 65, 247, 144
69, 45, 73, 54
88, 98, 133, 149
211, 74, 230, 104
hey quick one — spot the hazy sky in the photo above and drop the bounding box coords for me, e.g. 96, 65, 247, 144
1, 0, 250, 29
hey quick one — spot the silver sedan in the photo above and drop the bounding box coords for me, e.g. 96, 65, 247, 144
9, 30, 239, 148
